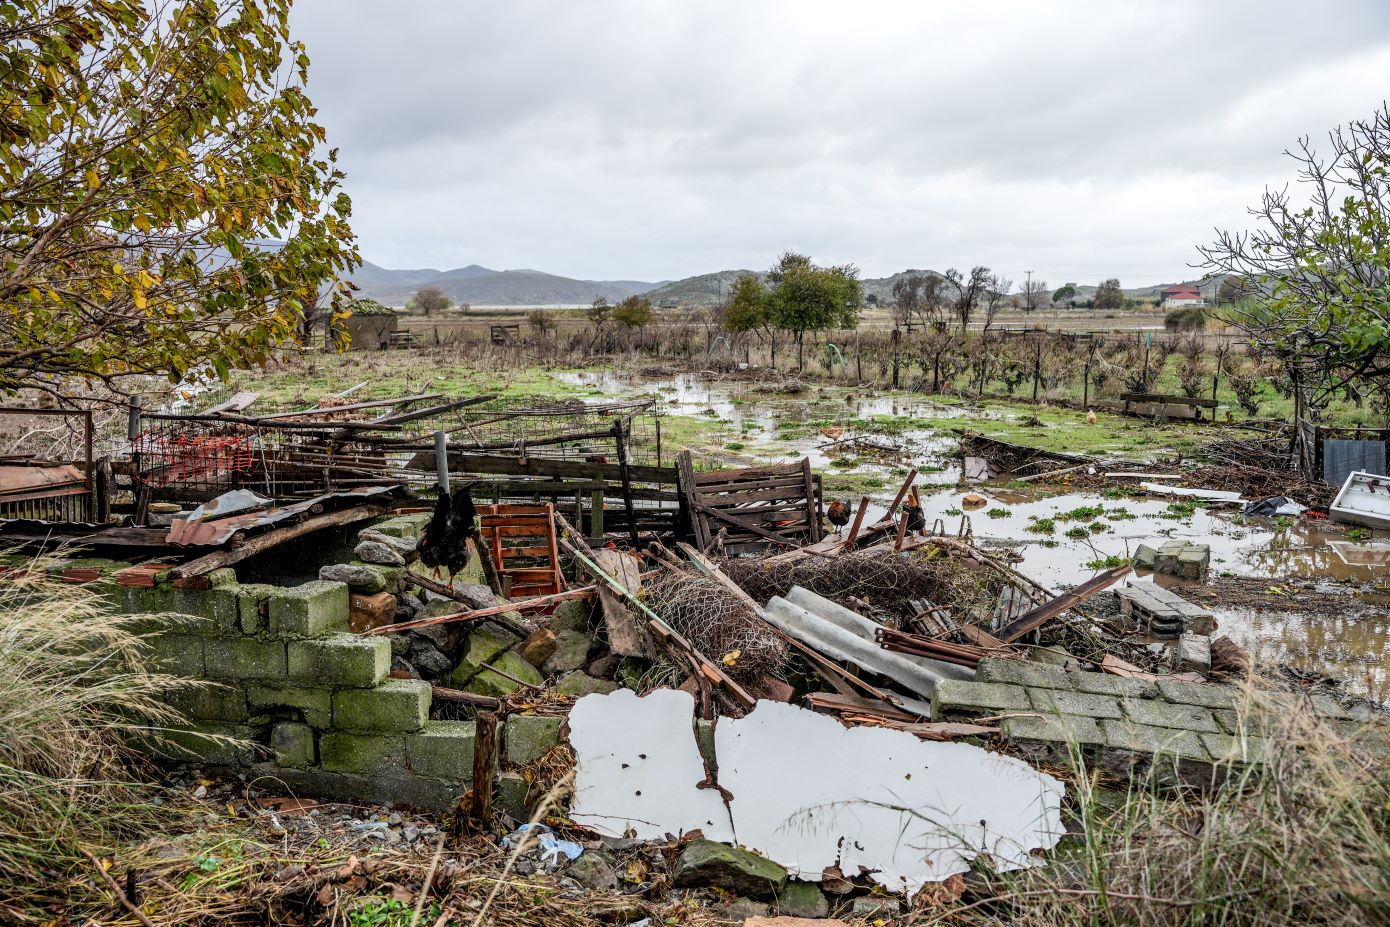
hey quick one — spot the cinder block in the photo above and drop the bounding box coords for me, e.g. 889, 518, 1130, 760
333, 678, 430, 733
176, 586, 241, 635
158, 722, 260, 767
204, 637, 287, 681
149, 633, 206, 677
1154, 679, 1242, 711
206, 568, 238, 588
975, 658, 1076, 691
463, 651, 542, 697
1200, 731, 1271, 767
367, 513, 431, 538
287, 634, 390, 688
1172, 633, 1211, 674
1122, 698, 1222, 733
271, 721, 316, 768
1069, 672, 1158, 700
407, 721, 477, 780
235, 583, 278, 634
1000, 713, 1104, 765
249, 762, 461, 813
495, 770, 531, 819
247, 683, 334, 728
1029, 688, 1125, 720
268, 581, 350, 638
319, 731, 406, 775
166, 683, 247, 723
450, 623, 522, 686
503, 714, 563, 766
931, 679, 1031, 720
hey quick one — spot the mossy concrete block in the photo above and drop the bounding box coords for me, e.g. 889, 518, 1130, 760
931, 679, 1030, 720
672, 839, 788, 898
319, 731, 406, 775
543, 629, 592, 674
247, 683, 334, 728
1200, 731, 1271, 766
1029, 687, 1125, 720
149, 632, 206, 677
206, 568, 238, 588
1123, 698, 1221, 733
160, 722, 259, 767
271, 721, 316, 768
162, 586, 233, 632
776, 881, 829, 918
549, 598, 594, 633
407, 720, 477, 780
268, 580, 350, 638
204, 637, 287, 681
333, 678, 430, 733
287, 634, 390, 688
496, 770, 531, 819
503, 714, 563, 766
553, 671, 617, 698
368, 513, 431, 538
975, 658, 1076, 691
449, 623, 522, 686
247, 762, 459, 813
235, 583, 277, 634
166, 683, 247, 723
464, 651, 542, 698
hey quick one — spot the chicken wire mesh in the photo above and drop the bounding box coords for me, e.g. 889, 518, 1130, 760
642, 569, 788, 683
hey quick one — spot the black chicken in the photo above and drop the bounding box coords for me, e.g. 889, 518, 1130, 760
901, 499, 926, 536
418, 483, 478, 579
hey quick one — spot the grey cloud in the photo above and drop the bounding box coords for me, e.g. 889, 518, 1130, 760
290, 0, 1390, 283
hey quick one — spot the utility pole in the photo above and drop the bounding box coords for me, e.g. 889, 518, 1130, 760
1024, 269, 1034, 314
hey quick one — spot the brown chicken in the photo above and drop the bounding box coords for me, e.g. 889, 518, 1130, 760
826, 498, 853, 535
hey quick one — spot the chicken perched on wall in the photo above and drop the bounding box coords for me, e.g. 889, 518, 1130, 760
418, 482, 478, 580
826, 498, 853, 537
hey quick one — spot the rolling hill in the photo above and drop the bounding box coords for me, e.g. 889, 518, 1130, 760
350, 261, 660, 307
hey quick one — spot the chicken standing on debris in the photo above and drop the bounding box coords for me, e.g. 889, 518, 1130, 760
902, 498, 926, 536
826, 498, 852, 537
418, 483, 478, 580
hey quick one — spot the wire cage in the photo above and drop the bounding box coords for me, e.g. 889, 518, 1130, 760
131, 395, 665, 504
0, 408, 95, 521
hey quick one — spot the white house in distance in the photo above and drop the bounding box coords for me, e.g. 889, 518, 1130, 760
1160, 284, 1206, 309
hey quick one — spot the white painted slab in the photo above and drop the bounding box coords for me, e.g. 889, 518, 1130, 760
567, 692, 1065, 896
715, 701, 1065, 893
567, 688, 734, 842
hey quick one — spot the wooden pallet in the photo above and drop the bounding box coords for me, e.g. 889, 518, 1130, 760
676, 452, 823, 555
476, 502, 564, 600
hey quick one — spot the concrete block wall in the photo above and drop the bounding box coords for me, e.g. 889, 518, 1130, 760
55, 511, 563, 813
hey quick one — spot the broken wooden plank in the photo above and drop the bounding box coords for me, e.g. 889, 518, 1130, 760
993, 564, 1131, 643
373, 584, 596, 635
592, 547, 656, 659
165, 505, 388, 580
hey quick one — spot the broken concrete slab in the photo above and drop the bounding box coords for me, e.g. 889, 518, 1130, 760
568, 688, 735, 842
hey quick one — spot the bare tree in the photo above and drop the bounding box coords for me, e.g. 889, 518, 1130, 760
1021, 278, 1051, 313
1199, 103, 1390, 415
948, 266, 991, 332
982, 274, 1012, 332
891, 274, 925, 331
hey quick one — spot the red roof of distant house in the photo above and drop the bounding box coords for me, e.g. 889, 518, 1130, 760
1161, 285, 1201, 297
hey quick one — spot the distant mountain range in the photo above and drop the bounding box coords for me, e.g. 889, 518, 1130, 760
351, 258, 1214, 308
349, 261, 660, 306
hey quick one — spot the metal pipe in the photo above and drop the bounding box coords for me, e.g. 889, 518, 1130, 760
434, 430, 448, 491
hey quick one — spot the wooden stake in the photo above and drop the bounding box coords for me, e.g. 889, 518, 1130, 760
840, 495, 870, 549
470, 712, 497, 827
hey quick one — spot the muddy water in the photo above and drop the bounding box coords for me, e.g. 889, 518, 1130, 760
557, 370, 1390, 700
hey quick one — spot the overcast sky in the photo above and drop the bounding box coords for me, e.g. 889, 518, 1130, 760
290, 0, 1390, 287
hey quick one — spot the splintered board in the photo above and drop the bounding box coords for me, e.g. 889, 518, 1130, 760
476, 503, 564, 600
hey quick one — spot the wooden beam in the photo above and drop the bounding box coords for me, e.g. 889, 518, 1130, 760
165, 505, 387, 579
374, 584, 597, 635
994, 564, 1131, 643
